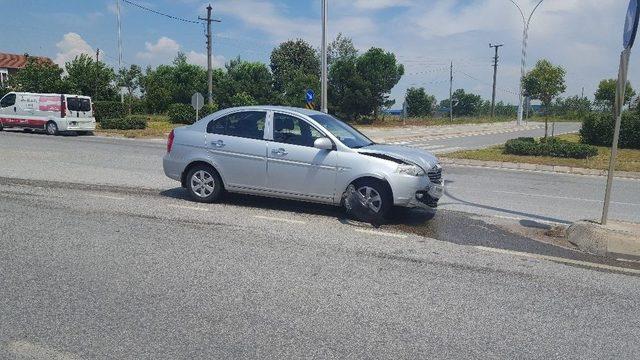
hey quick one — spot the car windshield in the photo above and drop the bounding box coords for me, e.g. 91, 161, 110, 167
309, 114, 374, 149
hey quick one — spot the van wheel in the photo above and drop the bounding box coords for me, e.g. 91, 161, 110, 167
46, 121, 59, 136
185, 165, 223, 203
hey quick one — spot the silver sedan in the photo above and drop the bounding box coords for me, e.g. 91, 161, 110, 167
163, 106, 443, 222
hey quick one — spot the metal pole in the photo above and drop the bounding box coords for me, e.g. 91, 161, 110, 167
602, 49, 631, 225
321, 0, 328, 113
449, 60, 453, 121
116, 0, 124, 104
95, 48, 100, 101
206, 5, 213, 106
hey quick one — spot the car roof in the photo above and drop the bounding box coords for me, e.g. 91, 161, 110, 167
227, 105, 327, 117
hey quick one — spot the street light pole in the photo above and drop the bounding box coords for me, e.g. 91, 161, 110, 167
510, 0, 544, 126
321, 0, 328, 113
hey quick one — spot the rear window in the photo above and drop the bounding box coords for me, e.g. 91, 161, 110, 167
67, 97, 91, 112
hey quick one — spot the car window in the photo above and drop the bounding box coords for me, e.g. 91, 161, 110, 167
0, 94, 16, 108
67, 97, 91, 112
273, 113, 323, 147
207, 111, 266, 140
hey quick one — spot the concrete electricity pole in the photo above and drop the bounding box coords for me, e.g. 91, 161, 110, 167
321, 0, 328, 113
489, 43, 503, 118
449, 61, 453, 121
95, 48, 100, 101
199, 4, 221, 106
510, 0, 544, 126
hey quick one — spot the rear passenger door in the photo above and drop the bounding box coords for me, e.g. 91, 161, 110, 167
205, 111, 268, 190
266, 112, 337, 202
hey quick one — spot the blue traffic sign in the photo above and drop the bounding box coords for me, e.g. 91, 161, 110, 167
624, 0, 640, 49
305, 89, 315, 103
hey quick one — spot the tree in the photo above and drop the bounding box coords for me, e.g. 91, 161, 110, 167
440, 89, 483, 116
550, 95, 592, 119
8, 56, 69, 94
328, 56, 371, 121
405, 87, 435, 117
65, 54, 116, 100
328, 33, 358, 65
270, 39, 320, 106
117, 64, 142, 115
356, 48, 404, 118
523, 59, 566, 137
215, 57, 275, 109
594, 79, 635, 110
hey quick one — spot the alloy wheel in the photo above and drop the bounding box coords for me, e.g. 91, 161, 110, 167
190, 170, 215, 198
357, 186, 382, 213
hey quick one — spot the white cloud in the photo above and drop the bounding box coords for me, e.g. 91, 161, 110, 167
352, 0, 412, 10
136, 36, 223, 68
54, 32, 95, 66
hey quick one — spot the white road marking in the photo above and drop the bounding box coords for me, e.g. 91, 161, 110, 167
355, 228, 408, 239
254, 215, 307, 224
475, 246, 640, 275
431, 147, 463, 153
168, 204, 210, 211
86, 194, 125, 200
493, 190, 640, 207
5, 340, 81, 360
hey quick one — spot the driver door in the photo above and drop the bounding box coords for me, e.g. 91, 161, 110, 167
266, 112, 338, 202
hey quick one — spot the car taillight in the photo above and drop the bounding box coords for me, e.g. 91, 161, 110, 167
60, 96, 66, 118
167, 130, 175, 153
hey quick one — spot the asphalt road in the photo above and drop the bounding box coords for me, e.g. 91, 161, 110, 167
0, 129, 636, 224
1, 180, 640, 359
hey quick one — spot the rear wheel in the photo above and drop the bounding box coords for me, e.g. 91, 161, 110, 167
185, 165, 223, 203
45, 121, 58, 136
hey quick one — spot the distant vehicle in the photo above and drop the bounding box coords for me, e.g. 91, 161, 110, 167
163, 106, 444, 222
0, 92, 96, 135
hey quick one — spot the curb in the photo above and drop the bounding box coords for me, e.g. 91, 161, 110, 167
440, 158, 640, 180
567, 220, 640, 258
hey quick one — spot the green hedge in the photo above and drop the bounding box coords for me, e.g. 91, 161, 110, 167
100, 117, 147, 130
580, 111, 640, 149
505, 137, 598, 159
199, 103, 219, 119
167, 103, 196, 124
93, 101, 125, 122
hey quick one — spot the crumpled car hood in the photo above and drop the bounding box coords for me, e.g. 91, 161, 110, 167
357, 144, 439, 171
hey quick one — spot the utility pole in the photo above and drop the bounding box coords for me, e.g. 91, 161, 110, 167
199, 4, 221, 106
321, 0, 328, 113
95, 48, 100, 101
116, 0, 124, 103
449, 60, 453, 121
489, 43, 503, 118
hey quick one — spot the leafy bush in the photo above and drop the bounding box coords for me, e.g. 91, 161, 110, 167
100, 116, 147, 130
505, 137, 597, 159
93, 101, 125, 122
167, 103, 196, 124
199, 103, 219, 120
580, 111, 640, 149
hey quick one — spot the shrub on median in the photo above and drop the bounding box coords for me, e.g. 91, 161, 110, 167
580, 111, 640, 149
100, 116, 147, 130
93, 101, 125, 122
505, 137, 598, 159
167, 103, 196, 124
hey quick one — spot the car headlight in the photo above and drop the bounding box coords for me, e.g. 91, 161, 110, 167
396, 164, 425, 176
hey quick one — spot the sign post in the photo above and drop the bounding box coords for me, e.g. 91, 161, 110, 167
305, 89, 315, 110
191, 92, 205, 122
601, 0, 639, 225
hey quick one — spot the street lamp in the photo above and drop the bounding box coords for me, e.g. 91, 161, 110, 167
509, 0, 544, 126
321, 0, 328, 113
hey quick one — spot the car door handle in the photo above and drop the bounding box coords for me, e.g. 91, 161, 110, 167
211, 140, 225, 148
271, 148, 288, 156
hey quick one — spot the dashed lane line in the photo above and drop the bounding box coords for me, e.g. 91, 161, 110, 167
167, 204, 210, 211
475, 246, 640, 275
85, 194, 126, 200
254, 215, 307, 224
355, 228, 408, 239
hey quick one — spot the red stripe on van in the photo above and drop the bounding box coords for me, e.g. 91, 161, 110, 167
0, 117, 47, 127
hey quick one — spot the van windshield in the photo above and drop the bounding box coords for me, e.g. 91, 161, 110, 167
67, 97, 91, 112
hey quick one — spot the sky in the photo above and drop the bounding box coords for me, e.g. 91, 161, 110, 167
1, 0, 636, 108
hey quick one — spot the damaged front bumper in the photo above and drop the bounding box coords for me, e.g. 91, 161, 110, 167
408, 180, 444, 210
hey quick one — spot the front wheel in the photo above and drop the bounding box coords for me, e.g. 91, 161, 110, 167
344, 179, 393, 224
45, 121, 59, 136
186, 165, 223, 203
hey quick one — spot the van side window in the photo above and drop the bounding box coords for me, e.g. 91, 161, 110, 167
0, 94, 16, 108
207, 111, 266, 140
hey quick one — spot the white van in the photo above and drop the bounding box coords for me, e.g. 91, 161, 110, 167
0, 92, 96, 135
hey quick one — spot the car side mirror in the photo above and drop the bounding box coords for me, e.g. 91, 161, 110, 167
314, 137, 333, 150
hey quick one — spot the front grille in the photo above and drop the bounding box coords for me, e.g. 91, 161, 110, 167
427, 167, 442, 183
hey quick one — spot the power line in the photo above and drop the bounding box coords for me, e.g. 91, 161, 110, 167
121, 0, 201, 24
